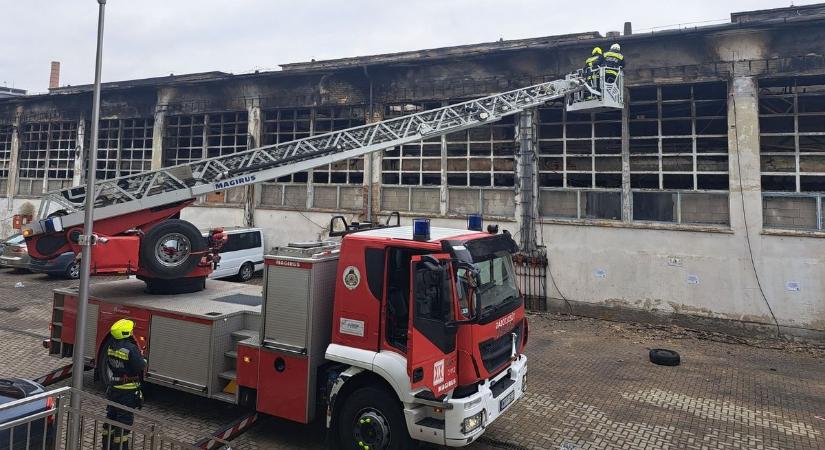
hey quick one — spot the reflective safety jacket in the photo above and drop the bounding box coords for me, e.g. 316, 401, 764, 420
584, 54, 604, 72
604, 51, 625, 75
105, 337, 146, 390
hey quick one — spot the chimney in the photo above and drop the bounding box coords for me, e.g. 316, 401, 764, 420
49, 61, 60, 90
623, 21, 633, 35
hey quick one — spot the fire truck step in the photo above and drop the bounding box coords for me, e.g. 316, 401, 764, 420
230, 329, 257, 341
212, 392, 236, 403
224, 350, 237, 358
218, 369, 237, 381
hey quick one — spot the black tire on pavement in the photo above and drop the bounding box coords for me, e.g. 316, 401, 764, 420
139, 219, 206, 279
337, 386, 413, 450
237, 262, 254, 282
649, 348, 681, 366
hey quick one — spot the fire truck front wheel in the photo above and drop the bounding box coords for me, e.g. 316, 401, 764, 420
139, 219, 206, 279
337, 386, 413, 450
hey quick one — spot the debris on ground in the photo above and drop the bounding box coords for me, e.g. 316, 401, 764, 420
528, 311, 825, 358
14, 281, 24, 288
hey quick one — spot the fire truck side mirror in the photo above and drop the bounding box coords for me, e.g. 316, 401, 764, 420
451, 261, 481, 325
328, 215, 349, 237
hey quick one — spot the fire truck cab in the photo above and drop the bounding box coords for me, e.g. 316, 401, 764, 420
46, 219, 527, 449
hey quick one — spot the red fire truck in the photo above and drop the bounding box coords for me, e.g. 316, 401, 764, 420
29, 71, 621, 448
46, 218, 528, 448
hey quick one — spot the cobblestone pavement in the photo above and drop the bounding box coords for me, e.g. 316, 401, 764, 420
1, 268, 824, 449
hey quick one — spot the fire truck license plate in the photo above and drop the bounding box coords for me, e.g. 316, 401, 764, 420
499, 390, 515, 412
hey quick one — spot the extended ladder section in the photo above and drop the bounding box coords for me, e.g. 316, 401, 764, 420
29, 73, 613, 237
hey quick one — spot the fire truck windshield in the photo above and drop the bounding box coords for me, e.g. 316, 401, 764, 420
456, 250, 520, 320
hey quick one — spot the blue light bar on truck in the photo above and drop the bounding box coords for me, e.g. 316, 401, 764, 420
412, 218, 430, 241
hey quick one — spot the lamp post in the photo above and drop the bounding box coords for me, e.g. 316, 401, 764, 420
67, 0, 106, 447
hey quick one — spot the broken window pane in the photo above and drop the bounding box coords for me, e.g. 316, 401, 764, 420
662, 174, 694, 190
759, 116, 795, 133
630, 86, 657, 102
633, 191, 676, 222
583, 191, 622, 220
760, 135, 795, 153
631, 174, 660, 189
661, 85, 692, 101
761, 175, 796, 191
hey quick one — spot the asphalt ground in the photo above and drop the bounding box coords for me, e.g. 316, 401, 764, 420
1, 268, 823, 449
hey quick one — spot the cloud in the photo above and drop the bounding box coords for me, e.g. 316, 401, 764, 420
0, 0, 819, 92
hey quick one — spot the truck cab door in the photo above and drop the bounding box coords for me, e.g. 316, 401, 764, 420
408, 254, 459, 397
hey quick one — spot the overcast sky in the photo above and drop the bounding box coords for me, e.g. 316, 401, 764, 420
1, 0, 819, 93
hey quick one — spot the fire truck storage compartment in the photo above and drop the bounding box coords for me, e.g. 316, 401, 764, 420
256, 241, 339, 423
49, 292, 99, 360
51, 279, 262, 401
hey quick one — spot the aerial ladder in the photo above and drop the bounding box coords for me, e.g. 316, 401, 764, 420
21, 70, 623, 294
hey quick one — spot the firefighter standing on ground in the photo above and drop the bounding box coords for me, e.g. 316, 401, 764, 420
102, 319, 146, 450
604, 43, 625, 83
584, 47, 604, 97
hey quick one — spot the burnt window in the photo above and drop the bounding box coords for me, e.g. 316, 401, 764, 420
759, 77, 825, 231
0, 125, 11, 193
94, 118, 153, 180
164, 112, 247, 166
537, 99, 621, 190
18, 121, 78, 195
313, 106, 366, 185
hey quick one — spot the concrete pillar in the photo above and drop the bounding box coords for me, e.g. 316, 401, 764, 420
3, 115, 20, 239
515, 108, 538, 252
150, 108, 166, 170
621, 87, 632, 221
244, 103, 262, 227
72, 118, 86, 186
306, 109, 316, 210
366, 108, 383, 221
439, 134, 448, 216
728, 77, 763, 236
728, 76, 767, 317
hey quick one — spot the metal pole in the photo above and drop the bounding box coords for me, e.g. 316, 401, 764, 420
68, 1, 106, 448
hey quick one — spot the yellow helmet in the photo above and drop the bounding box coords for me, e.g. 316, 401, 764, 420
110, 319, 134, 339
592, 47, 603, 55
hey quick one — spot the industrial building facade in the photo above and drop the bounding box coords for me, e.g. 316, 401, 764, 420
2, 4, 825, 338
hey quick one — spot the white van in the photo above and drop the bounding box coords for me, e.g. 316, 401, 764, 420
207, 227, 264, 281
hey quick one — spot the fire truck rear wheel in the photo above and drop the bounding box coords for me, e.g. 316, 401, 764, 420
139, 219, 206, 279
337, 386, 413, 450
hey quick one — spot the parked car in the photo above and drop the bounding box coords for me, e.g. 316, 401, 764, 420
0, 378, 55, 450
0, 235, 30, 271
0, 233, 19, 256
29, 252, 80, 280
207, 227, 264, 282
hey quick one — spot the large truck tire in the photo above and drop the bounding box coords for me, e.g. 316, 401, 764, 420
142, 276, 206, 295
139, 219, 205, 279
337, 386, 413, 450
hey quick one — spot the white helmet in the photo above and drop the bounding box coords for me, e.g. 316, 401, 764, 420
610, 43, 621, 52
